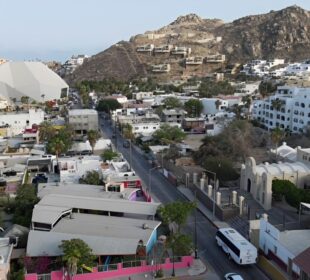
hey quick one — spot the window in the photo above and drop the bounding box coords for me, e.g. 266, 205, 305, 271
216, 231, 240, 257
300, 112, 304, 116
274, 246, 277, 255
295, 102, 300, 106
301, 103, 305, 108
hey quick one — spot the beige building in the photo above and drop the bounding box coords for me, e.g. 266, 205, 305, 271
68, 109, 99, 135
240, 146, 310, 210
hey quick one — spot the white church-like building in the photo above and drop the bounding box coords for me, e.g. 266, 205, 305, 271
240, 143, 310, 210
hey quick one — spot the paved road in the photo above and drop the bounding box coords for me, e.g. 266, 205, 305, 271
99, 115, 269, 280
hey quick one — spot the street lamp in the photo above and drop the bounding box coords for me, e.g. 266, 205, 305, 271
194, 190, 198, 259
204, 169, 217, 217
171, 237, 175, 277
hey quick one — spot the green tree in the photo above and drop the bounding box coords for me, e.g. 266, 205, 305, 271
47, 137, 66, 160
13, 184, 39, 227
87, 130, 100, 154
96, 99, 122, 113
20, 96, 29, 105
79, 171, 102, 185
153, 124, 186, 144
122, 123, 134, 140
271, 127, 285, 160
203, 156, 239, 181
158, 201, 195, 233
199, 80, 234, 97
59, 239, 95, 276
39, 121, 56, 143
163, 97, 182, 109
215, 99, 222, 110
167, 233, 193, 257
184, 99, 203, 117
271, 99, 284, 111
259, 81, 277, 98
101, 149, 118, 161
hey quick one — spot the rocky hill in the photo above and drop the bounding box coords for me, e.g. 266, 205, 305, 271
66, 5, 310, 85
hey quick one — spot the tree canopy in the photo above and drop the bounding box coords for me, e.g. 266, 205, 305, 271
96, 99, 122, 113
101, 149, 118, 161
184, 99, 203, 117
39, 121, 56, 143
13, 184, 39, 227
158, 201, 195, 233
87, 130, 100, 153
153, 124, 186, 144
199, 80, 234, 97
59, 239, 95, 275
79, 171, 102, 185
163, 97, 183, 109
272, 179, 310, 209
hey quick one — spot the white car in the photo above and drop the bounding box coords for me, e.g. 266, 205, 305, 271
224, 273, 244, 280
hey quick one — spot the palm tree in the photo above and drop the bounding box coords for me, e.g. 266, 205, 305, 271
87, 130, 100, 154
271, 99, 284, 111
271, 127, 285, 160
48, 137, 65, 171
215, 100, 222, 110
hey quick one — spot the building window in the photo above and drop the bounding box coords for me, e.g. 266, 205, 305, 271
295, 102, 299, 106
301, 103, 305, 108
274, 246, 277, 255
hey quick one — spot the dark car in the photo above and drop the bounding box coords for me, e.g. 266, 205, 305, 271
123, 140, 130, 148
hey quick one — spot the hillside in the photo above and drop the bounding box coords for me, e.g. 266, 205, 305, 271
66, 5, 310, 85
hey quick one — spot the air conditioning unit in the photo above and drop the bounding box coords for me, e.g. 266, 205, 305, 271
142, 223, 149, 230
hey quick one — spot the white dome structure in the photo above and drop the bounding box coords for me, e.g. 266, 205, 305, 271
0, 61, 69, 103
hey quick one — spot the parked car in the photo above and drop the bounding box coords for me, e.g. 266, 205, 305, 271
123, 140, 130, 148
224, 273, 244, 280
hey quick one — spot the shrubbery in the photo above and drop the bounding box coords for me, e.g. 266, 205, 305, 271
272, 179, 310, 209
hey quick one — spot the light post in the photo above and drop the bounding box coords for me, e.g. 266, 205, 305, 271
129, 139, 132, 171
204, 169, 217, 217
171, 238, 175, 277
194, 190, 198, 259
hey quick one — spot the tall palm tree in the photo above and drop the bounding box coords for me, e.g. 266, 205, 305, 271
271, 127, 285, 160
48, 137, 65, 172
87, 130, 100, 154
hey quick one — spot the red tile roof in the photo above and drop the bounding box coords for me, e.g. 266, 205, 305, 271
293, 247, 310, 275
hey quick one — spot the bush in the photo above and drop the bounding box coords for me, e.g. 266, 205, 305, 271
272, 180, 310, 209
155, 268, 164, 278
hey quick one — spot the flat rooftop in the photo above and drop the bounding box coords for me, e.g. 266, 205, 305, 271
38, 193, 160, 216
68, 109, 98, 116
279, 229, 310, 256
37, 182, 138, 200
27, 213, 160, 257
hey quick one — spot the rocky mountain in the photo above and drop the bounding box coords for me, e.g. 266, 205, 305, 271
66, 5, 310, 85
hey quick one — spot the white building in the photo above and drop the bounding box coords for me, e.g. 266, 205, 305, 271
58, 155, 102, 183
259, 218, 310, 277
68, 109, 99, 135
252, 86, 310, 133
240, 146, 310, 210
285, 60, 310, 76
133, 92, 154, 101
132, 122, 161, 137
201, 98, 228, 115
0, 62, 68, 103
241, 59, 285, 77
0, 109, 44, 137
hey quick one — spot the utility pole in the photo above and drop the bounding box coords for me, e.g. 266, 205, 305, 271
194, 190, 198, 259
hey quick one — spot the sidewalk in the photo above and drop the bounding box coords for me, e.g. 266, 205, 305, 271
107, 258, 212, 280
178, 186, 229, 229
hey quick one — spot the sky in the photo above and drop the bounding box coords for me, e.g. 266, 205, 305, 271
0, 0, 309, 62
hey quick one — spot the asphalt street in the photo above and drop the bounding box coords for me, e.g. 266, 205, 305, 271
99, 114, 269, 280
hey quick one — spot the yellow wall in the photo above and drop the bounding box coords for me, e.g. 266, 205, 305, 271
258, 255, 289, 280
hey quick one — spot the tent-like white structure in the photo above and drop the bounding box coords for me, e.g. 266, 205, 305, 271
0, 61, 69, 103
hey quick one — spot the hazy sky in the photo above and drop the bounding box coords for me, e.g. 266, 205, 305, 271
0, 0, 309, 61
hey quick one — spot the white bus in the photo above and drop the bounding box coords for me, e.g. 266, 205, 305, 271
215, 228, 257, 265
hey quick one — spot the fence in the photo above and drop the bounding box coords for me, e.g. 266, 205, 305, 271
25, 256, 194, 280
